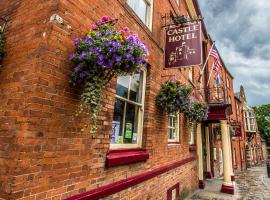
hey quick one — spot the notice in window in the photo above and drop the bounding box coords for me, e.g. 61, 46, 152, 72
111, 121, 120, 144
125, 123, 133, 139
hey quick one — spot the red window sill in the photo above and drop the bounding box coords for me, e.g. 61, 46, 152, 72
106, 148, 149, 168
189, 144, 197, 151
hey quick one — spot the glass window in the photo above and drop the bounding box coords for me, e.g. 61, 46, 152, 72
127, 0, 153, 28
168, 113, 180, 142
111, 72, 146, 147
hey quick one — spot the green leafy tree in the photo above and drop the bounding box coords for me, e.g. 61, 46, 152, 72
253, 104, 270, 145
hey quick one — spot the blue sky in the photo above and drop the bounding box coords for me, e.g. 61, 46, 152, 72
197, 0, 270, 106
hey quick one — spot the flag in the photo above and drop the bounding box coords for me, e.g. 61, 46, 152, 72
210, 45, 222, 84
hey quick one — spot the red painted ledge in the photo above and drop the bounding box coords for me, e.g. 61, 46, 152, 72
198, 180, 205, 189
66, 156, 195, 200
106, 148, 149, 168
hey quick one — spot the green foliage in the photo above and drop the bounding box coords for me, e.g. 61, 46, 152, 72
185, 101, 208, 122
156, 79, 193, 114
253, 104, 270, 145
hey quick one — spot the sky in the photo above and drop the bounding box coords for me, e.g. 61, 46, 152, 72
197, 0, 270, 106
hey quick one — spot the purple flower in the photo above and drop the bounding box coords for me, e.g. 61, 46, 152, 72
97, 21, 104, 26
74, 37, 79, 48
97, 59, 104, 65
102, 16, 110, 22
79, 52, 87, 59
105, 30, 112, 36
137, 58, 144, 64
107, 60, 115, 68
80, 72, 86, 79
70, 53, 75, 60
114, 55, 122, 62
109, 48, 116, 53
127, 45, 134, 50
112, 41, 121, 47
128, 36, 135, 43
125, 53, 132, 59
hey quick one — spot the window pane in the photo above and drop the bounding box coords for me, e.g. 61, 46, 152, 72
124, 103, 139, 144
116, 76, 130, 98
129, 73, 143, 102
111, 99, 125, 144
128, 0, 148, 24
168, 114, 177, 141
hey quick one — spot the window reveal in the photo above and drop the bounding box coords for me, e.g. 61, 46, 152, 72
111, 72, 145, 147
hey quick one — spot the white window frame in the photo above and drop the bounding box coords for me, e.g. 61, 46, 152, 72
127, 0, 154, 30
244, 111, 256, 132
110, 71, 147, 149
189, 66, 194, 83
189, 122, 195, 145
168, 113, 180, 143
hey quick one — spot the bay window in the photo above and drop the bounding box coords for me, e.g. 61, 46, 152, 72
127, 0, 153, 29
110, 72, 146, 148
168, 113, 180, 143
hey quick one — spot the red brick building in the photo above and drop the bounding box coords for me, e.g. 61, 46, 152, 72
0, 0, 262, 199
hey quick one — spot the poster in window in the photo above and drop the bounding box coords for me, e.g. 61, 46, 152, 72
111, 121, 120, 144
125, 123, 133, 139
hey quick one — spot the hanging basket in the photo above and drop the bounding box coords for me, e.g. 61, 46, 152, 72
69, 16, 149, 133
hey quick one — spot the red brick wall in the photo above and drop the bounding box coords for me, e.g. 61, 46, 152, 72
0, 0, 201, 199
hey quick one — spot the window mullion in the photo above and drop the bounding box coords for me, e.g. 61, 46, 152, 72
121, 101, 127, 142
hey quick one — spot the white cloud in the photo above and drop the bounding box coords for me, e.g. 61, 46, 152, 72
198, 0, 270, 106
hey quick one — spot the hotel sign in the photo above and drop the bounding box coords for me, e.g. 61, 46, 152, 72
165, 22, 202, 68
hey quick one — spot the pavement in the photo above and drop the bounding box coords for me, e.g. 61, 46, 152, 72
186, 166, 270, 200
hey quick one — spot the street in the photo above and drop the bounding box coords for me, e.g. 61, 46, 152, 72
187, 166, 270, 200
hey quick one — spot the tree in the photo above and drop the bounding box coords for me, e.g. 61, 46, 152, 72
253, 104, 270, 146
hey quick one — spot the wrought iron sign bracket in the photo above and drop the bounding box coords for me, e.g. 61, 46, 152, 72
162, 12, 203, 28
0, 17, 8, 32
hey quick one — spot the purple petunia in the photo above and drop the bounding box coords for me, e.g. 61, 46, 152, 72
70, 16, 149, 87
